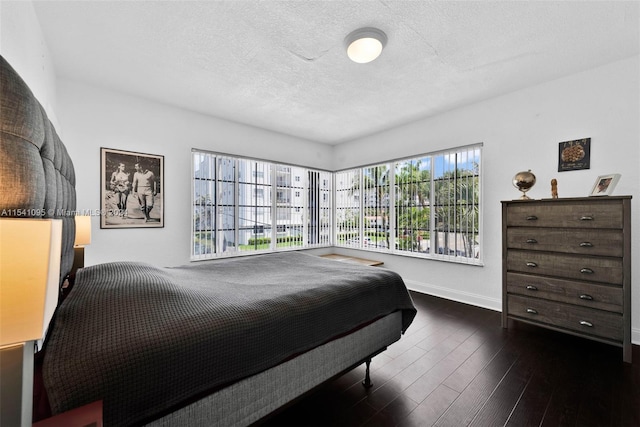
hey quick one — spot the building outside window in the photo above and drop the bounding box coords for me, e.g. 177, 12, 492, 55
192, 150, 332, 259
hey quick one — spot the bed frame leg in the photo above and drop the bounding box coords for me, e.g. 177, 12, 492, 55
362, 358, 373, 389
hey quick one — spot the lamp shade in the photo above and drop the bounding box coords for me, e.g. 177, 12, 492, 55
74, 215, 91, 247
345, 27, 387, 63
0, 218, 62, 346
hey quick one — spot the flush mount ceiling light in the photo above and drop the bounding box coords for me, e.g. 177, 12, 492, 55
345, 27, 387, 64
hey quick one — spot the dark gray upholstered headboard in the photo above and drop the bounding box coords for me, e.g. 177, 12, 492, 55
0, 55, 76, 286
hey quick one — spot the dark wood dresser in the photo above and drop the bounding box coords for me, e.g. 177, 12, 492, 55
501, 196, 632, 363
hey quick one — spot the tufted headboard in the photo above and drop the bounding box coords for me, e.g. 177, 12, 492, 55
0, 55, 77, 286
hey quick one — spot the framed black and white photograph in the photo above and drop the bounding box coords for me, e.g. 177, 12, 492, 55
101, 148, 164, 228
589, 173, 621, 197
558, 138, 590, 172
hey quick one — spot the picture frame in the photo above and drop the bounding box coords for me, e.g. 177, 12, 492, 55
100, 148, 164, 228
558, 138, 590, 172
589, 173, 621, 197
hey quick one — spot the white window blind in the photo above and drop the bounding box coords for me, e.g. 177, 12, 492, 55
335, 169, 360, 248
432, 146, 481, 262
191, 151, 332, 259
192, 152, 216, 257
362, 164, 390, 250
193, 144, 480, 264
307, 170, 333, 247
395, 155, 431, 255
335, 144, 482, 264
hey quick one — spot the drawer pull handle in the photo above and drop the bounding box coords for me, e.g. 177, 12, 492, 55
526, 215, 538, 221
526, 285, 538, 291
526, 239, 538, 244
580, 216, 594, 221
579, 320, 593, 327
580, 268, 594, 275
579, 294, 594, 301
526, 262, 538, 268
526, 308, 538, 314
579, 242, 593, 248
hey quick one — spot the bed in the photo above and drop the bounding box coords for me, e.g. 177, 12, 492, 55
0, 55, 417, 426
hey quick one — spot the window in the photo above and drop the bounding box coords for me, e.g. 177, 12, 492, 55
395, 155, 430, 255
335, 169, 360, 248
193, 144, 481, 264
192, 150, 332, 259
431, 147, 481, 261
307, 170, 333, 246
336, 144, 481, 264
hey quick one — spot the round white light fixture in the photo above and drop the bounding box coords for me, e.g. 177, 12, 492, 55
345, 27, 387, 64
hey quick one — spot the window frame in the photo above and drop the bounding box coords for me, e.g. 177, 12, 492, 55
191, 150, 333, 260
334, 144, 482, 265
192, 144, 482, 265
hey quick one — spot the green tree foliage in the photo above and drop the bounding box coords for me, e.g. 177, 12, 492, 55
395, 160, 430, 251
342, 154, 480, 259
433, 164, 479, 257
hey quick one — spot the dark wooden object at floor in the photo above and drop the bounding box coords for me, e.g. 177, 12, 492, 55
262, 291, 639, 427
33, 400, 102, 427
502, 196, 632, 363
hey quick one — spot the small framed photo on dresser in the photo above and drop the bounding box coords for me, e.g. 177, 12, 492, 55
589, 173, 620, 196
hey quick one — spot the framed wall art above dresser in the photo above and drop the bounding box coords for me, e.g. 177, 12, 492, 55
501, 196, 632, 363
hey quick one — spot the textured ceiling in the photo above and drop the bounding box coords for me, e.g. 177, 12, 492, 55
33, 1, 639, 145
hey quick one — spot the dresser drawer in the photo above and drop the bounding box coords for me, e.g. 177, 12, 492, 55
507, 294, 623, 341
506, 272, 623, 313
506, 228, 623, 257
507, 250, 623, 284
505, 201, 623, 229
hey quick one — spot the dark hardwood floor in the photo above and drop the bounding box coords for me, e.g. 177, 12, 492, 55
263, 291, 640, 427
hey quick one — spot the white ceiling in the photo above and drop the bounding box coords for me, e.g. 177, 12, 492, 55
33, 1, 639, 145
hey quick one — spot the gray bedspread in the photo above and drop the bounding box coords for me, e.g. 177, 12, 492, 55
42, 252, 416, 426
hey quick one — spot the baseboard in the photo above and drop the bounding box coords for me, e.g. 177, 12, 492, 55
403, 279, 501, 312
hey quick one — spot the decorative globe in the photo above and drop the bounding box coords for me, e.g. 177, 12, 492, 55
512, 170, 536, 200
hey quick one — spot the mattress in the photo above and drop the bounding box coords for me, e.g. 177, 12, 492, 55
42, 252, 416, 426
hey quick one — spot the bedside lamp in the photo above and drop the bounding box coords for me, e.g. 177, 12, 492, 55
72, 215, 91, 273
0, 218, 62, 427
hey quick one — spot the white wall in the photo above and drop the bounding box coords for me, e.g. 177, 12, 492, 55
0, 1, 58, 125
56, 79, 333, 267
333, 56, 640, 343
